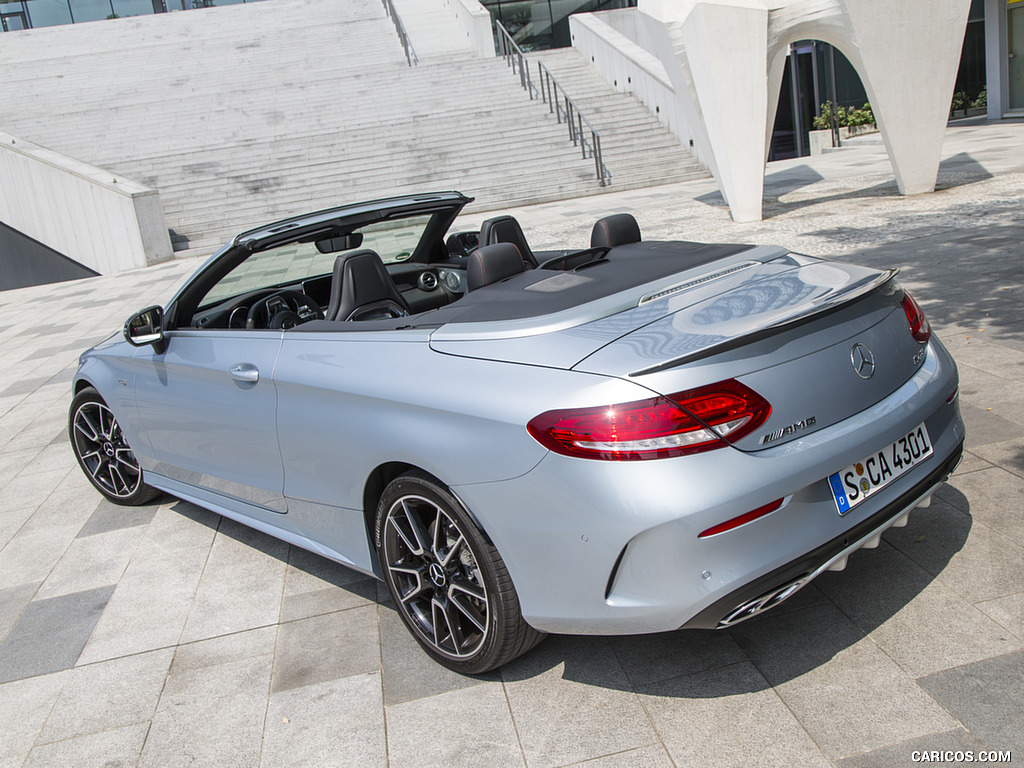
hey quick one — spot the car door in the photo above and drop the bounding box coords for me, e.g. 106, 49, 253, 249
133, 327, 289, 519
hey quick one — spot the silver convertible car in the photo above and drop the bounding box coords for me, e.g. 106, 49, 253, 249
69, 192, 964, 673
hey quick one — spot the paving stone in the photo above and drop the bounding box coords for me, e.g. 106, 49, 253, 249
607, 627, 748, 688
0, 585, 114, 684
140, 652, 273, 768
0, 581, 39, 644
958, 402, 1024, 450
918, 651, 1024, 757
36, 525, 146, 600
271, 605, 381, 693
24, 722, 150, 768
976, 591, 1024, 640
941, 466, 1024, 545
888, 504, 1024, 604
77, 544, 212, 665
77, 498, 161, 538
836, 727, 989, 768
558, 744, 675, 768
379, 606, 496, 706
280, 545, 377, 624
179, 517, 288, 643
815, 546, 1021, 677
263, 672, 387, 768
501, 635, 658, 767
385, 682, 523, 768
639, 661, 830, 768
0, 671, 69, 768
171, 625, 277, 674
729, 602, 956, 760
36, 648, 174, 744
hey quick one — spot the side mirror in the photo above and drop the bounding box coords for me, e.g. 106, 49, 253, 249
124, 305, 166, 353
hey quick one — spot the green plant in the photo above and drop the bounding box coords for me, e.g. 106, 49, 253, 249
845, 102, 874, 127
950, 91, 970, 111
812, 101, 847, 130
973, 88, 987, 109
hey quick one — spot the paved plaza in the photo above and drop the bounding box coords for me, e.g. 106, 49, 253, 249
1, 120, 1023, 767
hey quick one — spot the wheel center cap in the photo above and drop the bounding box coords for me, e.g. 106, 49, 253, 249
429, 563, 446, 588
102, 442, 116, 457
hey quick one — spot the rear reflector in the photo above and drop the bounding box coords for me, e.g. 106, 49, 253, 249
699, 498, 785, 538
527, 379, 771, 461
901, 291, 931, 344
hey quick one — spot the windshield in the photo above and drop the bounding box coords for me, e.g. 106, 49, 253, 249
198, 214, 433, 308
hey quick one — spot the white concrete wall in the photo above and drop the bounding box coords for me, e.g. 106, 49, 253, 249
0, 132, 172, 276
449, 0, 495, 57
569, 13, 693, 147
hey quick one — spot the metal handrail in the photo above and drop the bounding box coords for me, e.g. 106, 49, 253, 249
495, 21, 610, 186
381, 0, 418, 67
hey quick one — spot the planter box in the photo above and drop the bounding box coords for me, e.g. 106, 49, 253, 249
808, 124, 879, 154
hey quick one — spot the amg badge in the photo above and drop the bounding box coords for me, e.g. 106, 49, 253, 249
760, 417, 817, 445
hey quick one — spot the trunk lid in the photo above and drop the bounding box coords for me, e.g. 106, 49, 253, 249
575, 256, 923, 451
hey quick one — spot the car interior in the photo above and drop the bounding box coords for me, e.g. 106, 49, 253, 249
186, 212, 643, 331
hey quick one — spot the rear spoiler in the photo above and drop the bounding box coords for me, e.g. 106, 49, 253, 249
630, 268, 899, 377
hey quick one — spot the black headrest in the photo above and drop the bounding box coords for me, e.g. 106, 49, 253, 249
326, 249, 409, 321
591, 213, 641, 248
467, 243, 527, 291
478, 215, 537, 268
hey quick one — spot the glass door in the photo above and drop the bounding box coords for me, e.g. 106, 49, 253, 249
1, 10, 27, 29
1011, 1, 1024, 110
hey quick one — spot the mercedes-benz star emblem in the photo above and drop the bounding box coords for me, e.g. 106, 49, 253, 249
429, 562, 446, 588
851, 343, 875, 379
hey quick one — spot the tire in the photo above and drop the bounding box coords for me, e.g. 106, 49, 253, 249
69, 387, 160, 506
375, 471, 544, 674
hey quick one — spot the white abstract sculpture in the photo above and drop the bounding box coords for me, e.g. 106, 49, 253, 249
639, 0, 973, 222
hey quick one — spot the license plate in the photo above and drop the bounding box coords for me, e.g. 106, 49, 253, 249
829, 424, 932, 515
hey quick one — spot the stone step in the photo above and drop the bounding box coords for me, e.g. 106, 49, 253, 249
1, 0, 707, 260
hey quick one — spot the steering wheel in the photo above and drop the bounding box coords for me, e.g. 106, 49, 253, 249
246, 290, 323, 329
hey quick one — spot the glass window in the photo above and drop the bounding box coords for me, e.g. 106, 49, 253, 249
110, 0, 155, 16
68, 0, 114, 21
24, 0, 73, 27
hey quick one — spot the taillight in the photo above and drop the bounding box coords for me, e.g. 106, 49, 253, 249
527, 380, 771, 461
901, 291, 931, 344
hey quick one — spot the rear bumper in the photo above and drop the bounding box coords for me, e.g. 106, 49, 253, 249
680, 440, 963, 629
453, 336, 963, 635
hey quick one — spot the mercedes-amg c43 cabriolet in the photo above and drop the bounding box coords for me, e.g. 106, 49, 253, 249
69, 192, 964, 672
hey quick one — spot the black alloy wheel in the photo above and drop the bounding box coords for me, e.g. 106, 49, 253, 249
69, 387, 159, 506
376, 471, 543, 674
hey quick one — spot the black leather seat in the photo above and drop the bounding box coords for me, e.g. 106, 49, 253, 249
325, 249, 410, 321
467, 243, 527, 292
478, 215, 538, 268
590, 213, 642, 248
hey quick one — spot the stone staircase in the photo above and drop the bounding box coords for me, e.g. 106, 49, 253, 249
1, 0, 706, 257
528, 48, 708, 191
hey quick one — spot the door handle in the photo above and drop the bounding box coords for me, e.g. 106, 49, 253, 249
229, 364, 259, 384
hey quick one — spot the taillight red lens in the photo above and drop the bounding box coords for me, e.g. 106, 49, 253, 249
901, 291, 931, 344
527, 379, 771, 461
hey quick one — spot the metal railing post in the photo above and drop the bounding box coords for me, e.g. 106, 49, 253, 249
380, 0, 417, 66
493, 21, 610, 185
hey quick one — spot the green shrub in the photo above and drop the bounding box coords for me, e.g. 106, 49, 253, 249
845, 103, 875, 127
813, 101, 874, 129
